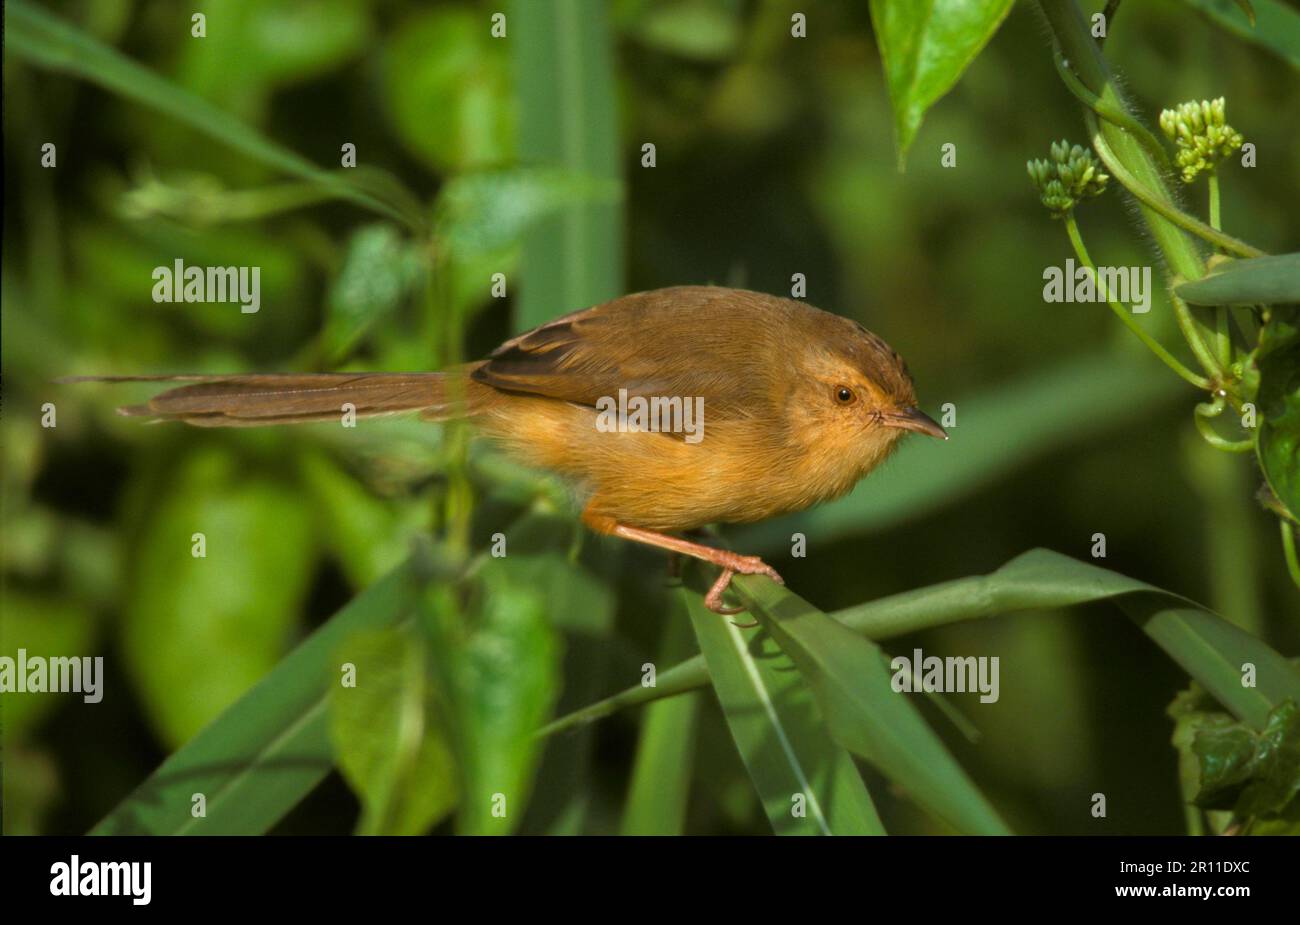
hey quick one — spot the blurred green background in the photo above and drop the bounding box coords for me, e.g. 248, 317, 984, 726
3, 0, 1298, 835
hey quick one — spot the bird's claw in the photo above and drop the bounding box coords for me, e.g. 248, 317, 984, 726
703, 555, 784, 622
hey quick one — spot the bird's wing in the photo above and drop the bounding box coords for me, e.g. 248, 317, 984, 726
471, 287, 774, 419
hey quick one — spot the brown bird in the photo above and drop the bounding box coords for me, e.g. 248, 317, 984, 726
70, 286, 946, 613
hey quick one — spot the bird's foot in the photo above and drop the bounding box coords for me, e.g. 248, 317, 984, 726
702, 553, 784, 621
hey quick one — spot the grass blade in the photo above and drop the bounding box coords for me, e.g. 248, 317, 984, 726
619, 602, 702, 835
91, 557, 433, 834
546, 550, 1300, 739
6, 0, 424, 231
734, 576, 1007, 834
508, 0, 624, 330
684, 586, 885, 835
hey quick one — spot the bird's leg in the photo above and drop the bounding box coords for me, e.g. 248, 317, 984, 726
582, 509, 783, 615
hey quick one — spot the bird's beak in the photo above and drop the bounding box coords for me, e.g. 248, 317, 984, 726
882, 407, 948, 440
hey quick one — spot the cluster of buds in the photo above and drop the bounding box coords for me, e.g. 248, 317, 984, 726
1158, 98, 1244, 183
1027, 140, 1109, 219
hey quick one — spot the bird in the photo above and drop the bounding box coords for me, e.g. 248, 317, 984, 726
68, 286, 947, 613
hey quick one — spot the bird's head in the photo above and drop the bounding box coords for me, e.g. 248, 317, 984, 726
787, 315, 946, 481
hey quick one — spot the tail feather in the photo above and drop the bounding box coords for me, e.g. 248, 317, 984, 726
62, 373, 458, 426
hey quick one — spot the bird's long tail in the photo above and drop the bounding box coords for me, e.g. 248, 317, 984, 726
60, 372, 473, 427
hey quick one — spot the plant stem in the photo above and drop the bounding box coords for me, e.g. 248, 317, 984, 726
1064, 214, 1211, 389
1208, 171, 1222, 232
1084, 116, 1264, 260
1052, 50, 1173, 175
1205, 170, 1233, 367
1281, 520, 1300, 591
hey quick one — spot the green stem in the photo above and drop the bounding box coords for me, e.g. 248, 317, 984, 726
1205, 172, 1234, 369
1064, 214, 1211, 390
1041, 3, 1264, 260
1208, 171, 1221, 232
1085, 117, 1265, 260
1052, 50, 1172, 175
1281, 520, 1300, 591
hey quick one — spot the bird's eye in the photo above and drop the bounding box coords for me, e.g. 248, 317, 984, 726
835, 386, 855, 405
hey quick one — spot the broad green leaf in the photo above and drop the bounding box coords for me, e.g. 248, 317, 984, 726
685, 587, 885, 834
1179, 0, 1300, 69
619, 602, 702, 835
868, 0, 1015, 167
545, 550, 1300, 738
1254, 307, 1300, 520
122, 449, 315, 746
93, 557, 430, 834
320, 224, 423, 363
0, 590, 97, 740
734, 577, 1004, 834
329, 627, 458, 835
297, 451, 412, 588
423, 556, 561, 835
6, 0, 423, 230
627, 1, 742, 61
383, 7, 514, 173
734, 352, 1181, 549
436, 168, 621, 259
509, 0, 625, 330
218, 0, 370, 87
1170, 683, 1300, 823
1175, 254, 1300, 305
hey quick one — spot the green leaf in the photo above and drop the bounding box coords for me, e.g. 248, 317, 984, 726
423, 556, 562, 835
1179, 0, 1300, 70
1254, 307, 1300, 520
1170, 686, 1300, 821
329, 627, 458, 835
237, 0, 371, 86
684, 585, 885, 835
436, 168, 621, 258
627, 1, 742, 61
121, 449, 315, 747
509, 0, 625, 330
321, 224, 423, 363
1175, 254, 1300, 306
868, 0, 1015, 167
93, 557, 431, 834
546, 550, 1300, 739
733, 576, 1005, 834
297, 451, 413, 588
0, 590, 97, 740
383, 7, 514, 173
6, 0, 424, 230
619, 603, 702, 835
